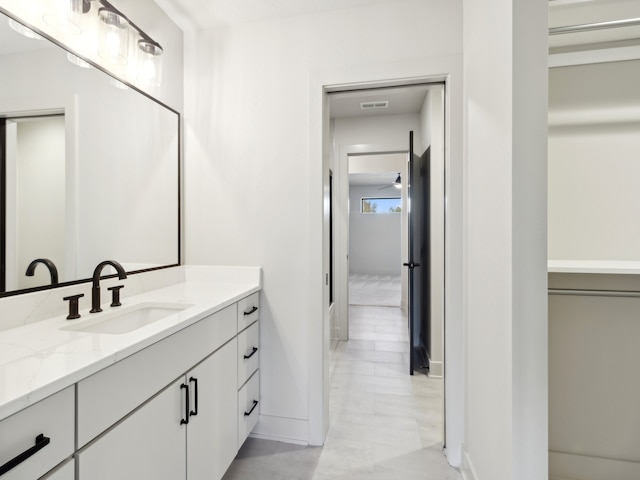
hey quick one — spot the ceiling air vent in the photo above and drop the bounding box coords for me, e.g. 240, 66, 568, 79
360, 101, 389, 110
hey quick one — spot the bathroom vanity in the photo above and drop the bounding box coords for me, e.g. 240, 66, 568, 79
0, 266, 261, 480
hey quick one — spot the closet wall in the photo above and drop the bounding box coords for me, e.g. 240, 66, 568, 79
548, 58, 640, 480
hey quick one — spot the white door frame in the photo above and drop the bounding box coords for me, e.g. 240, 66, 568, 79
336, 148, 409, 341
311, 68, 464, 467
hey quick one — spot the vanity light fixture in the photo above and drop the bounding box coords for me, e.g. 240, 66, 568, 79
8, 0, 164, 86
98, 6, 129, 65
96, 0, 164, 85
42, 0, 91, 35
7, 18, 43, 40
137, 39, 163, 87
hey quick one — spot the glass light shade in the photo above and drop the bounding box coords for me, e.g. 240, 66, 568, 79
42, 0, 88, 35
137, 39, 163, 87
98, 7, 129, 65
7, 19, 43, 40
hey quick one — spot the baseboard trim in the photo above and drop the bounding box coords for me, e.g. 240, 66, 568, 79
461, 449, 479, 480
549, 450, 640, 480
429, 360, 443, 378
251, 414, 309, 445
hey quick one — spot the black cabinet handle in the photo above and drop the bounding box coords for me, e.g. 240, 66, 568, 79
0, 433, 50, 476
244, 306, 258, 316
189, 377, 198, 417
244, 346, 258, 360
402, 262, 421, 268
244, 400, 259, 416
180, 383, 189, 425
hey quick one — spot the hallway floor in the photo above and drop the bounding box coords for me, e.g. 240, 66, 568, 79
222, 305, 460, 479
349, 274, 401, 307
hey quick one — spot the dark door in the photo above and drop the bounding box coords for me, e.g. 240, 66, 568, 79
405, 131, 430, 375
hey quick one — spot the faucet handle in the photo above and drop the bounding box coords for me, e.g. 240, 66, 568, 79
63, 294, 84, 320
108, 285, 124, 307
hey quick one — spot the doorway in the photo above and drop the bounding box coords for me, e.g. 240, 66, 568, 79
348, 153, 407, 310
328, 83, 445, 377
0, 114, 66, 293
325, 81, 447, 443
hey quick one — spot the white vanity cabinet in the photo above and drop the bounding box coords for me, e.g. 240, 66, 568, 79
236, 293, 260, 449
76, 378, 186, 480
0, 387, 74, 480
185, 339, 238, 480
41, 459, 74, 480
73, 292, 260, 480
77, 340, 239, 480
76, 304, 237, 448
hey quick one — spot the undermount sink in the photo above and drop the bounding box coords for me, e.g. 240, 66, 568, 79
62, 302, 191, 335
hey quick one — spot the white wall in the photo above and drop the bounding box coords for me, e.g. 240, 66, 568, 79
462, 1, 548, 479
348, 184, 401, 276
183, 0, 464, 459
549, 60, 640, 261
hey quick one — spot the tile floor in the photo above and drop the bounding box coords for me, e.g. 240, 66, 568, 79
222, 305, 460, 480
349, 274, 402, 307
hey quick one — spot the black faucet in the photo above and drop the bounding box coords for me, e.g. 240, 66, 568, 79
25, 258, 59, 285
90, 260, 127, 313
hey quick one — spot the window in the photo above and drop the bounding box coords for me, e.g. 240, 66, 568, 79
361, 197, 401, 214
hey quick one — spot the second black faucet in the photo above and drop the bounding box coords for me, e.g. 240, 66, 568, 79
90, 260, 127, 313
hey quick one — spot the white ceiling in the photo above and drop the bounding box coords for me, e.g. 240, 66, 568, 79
154, 0, 399, 31
349, 172, 400, 187
329, 85, 433, 119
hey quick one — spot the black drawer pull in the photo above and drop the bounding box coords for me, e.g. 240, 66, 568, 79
189, 377, 198, 417
243, 347, 258, 360
0, 433, 50, 476
244, 400, 259, 416
180, 383, 189, 425
243, 306, 258, 316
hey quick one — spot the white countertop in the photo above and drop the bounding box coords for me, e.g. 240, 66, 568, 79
549, 260, 640, 274
0, 277, 260, 421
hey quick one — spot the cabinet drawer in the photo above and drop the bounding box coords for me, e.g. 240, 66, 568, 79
237, 292, 259, 332
237, 371, 260, 449
41, 458, 74, 480
0, 387, 74, 480
77, 304, 237, 447
237, 321, 259, 387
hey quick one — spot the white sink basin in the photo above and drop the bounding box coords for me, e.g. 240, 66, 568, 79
62, 302, 191, 335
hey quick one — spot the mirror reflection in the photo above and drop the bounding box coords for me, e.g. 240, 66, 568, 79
0, 11, 179, 295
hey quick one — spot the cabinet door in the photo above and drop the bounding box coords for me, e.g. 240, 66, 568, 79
186, 339, 238, 480
77, 378, 186, 480
40, 458, 74, 480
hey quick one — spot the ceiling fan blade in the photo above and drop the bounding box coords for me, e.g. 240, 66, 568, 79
377, 184, 394, 190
